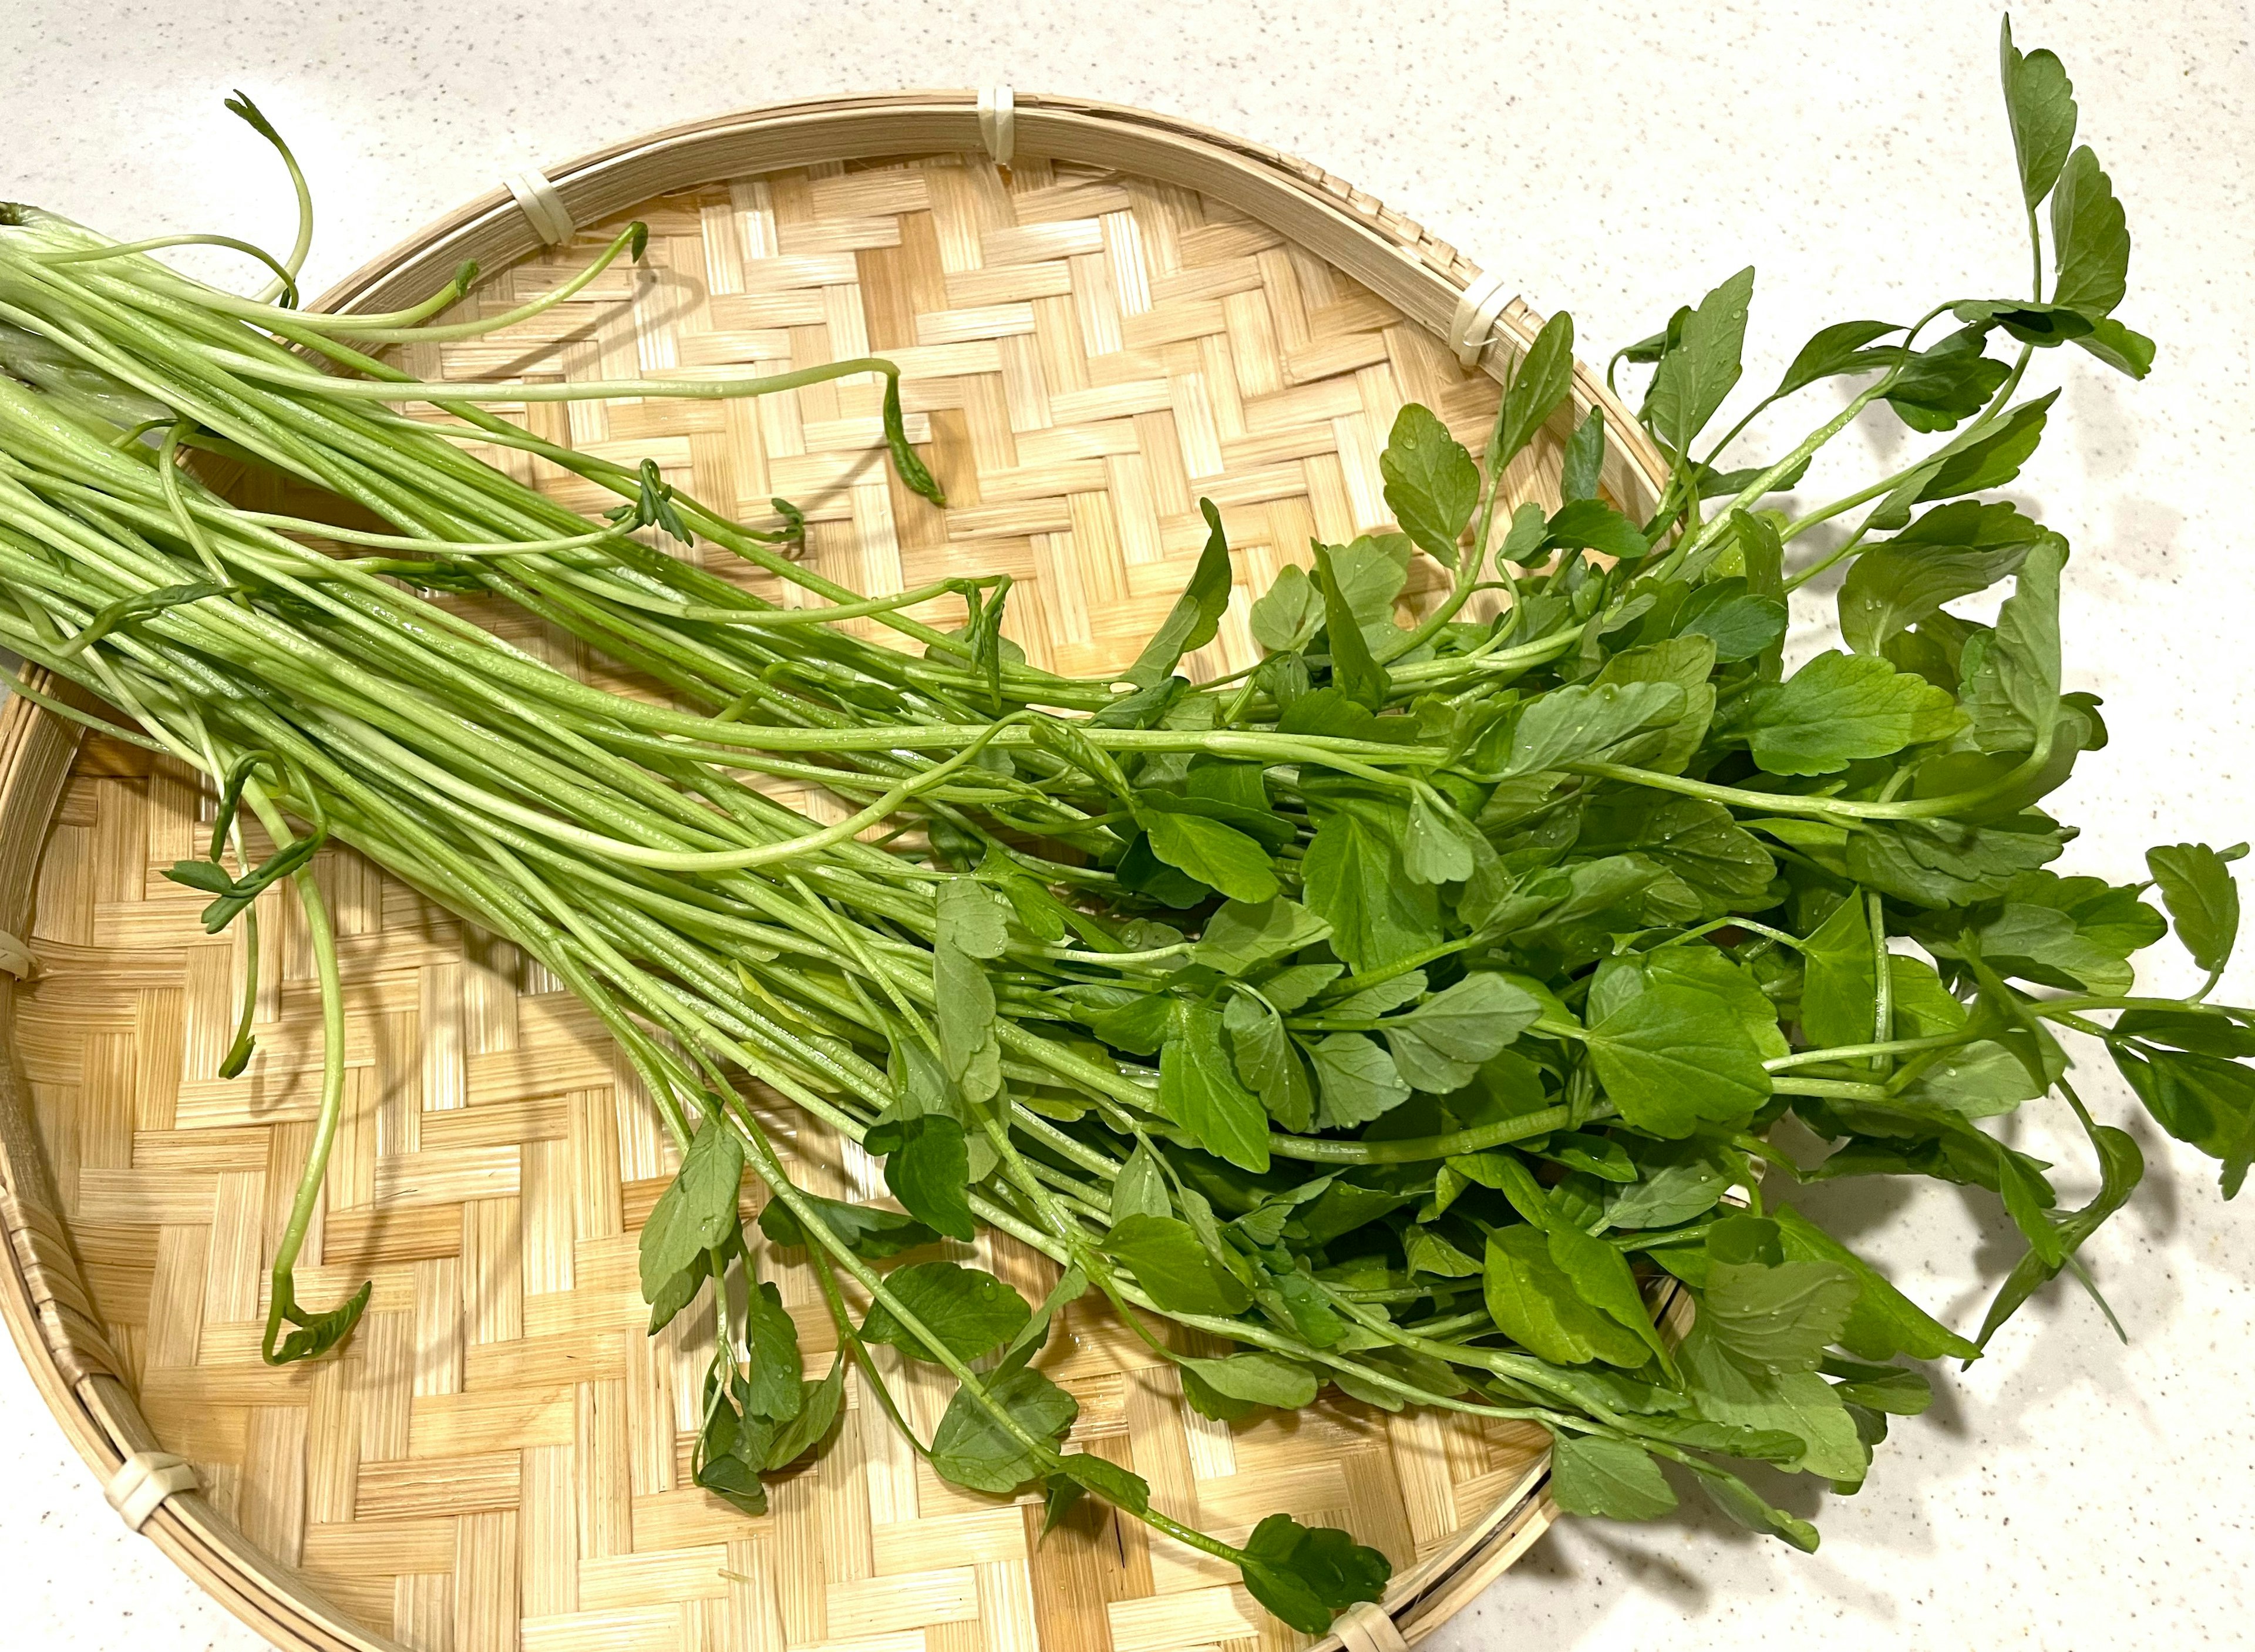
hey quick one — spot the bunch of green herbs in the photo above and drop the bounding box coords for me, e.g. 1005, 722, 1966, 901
0, 18, 2246, 1633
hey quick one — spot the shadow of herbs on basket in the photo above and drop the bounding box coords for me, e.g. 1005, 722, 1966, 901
0, 11, 2243, 1636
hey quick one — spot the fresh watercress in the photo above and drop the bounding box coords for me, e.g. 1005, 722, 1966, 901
0, 16, 2235, 1634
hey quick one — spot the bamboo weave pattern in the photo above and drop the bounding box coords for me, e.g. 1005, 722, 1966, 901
15, 150, 1570, 1652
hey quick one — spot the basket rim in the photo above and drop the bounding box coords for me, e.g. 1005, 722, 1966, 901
321, 89, 1490, 313
0, 88, 1682, 1652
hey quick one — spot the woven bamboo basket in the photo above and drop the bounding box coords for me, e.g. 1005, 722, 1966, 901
0, 90, 1674, 1652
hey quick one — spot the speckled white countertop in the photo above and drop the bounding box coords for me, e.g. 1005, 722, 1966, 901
5, 1, 2253, 1646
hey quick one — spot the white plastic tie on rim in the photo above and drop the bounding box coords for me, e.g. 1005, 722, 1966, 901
0, 926, 33, 979
977, 86, 1017, 166
1333, 1601, 1409, 1652
504, 169, 577, 247
1448, 268, 1517, 369
105, 1450, 197, 1533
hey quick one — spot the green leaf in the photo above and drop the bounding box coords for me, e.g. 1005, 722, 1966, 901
764, 1354, 847, 1469
644, 1251, 713, 1336
1224, 992, 1314, 1131
1403, 791, 1483, 886
1560, 406, 1607, 504
1278, 686, 1378, 740
1738, 650, 1961, 776
1680, 1320, 1867, 1483
272, 1278, 372, 1365
2001, 16, 2078, 210
1837, 501, 2044, 655
1544, 499, 1651, 562
881, 371, 945, 504
1574, 795, 1775, 913
1302, 804, 1442, 974
637, 1113, 744, 1306
1976, 1116, 2144, 1344
1483, 1226, 1651, 1367
1502, 680, 1685, 776
2147, 843, 2241, 976
1161, 1000, 1272, 1171
860, 1261, 1032, 1365
1333, 972, 1428, 1019
1000, 1266, 1091, 1375
692, 1447, 768, 1517
1953, 297, 2096, 347
1916, 391, 2059, 505
1773, 319, 1902, 399
1135, 804, 1278, 904
1190, 897, 1330, 975
1381, 974, 1543, 1094
934, 879, 1009, 1102
1644, 948, 1785, 1059
1403, 1223, 1484, 1277
1180, 1363, 1258, 1421
1126, 497, 1233, 687
738, 1280, 806, 1422
1547, 1220, 1672, 1371
865, 1112, 975, 1243
161, 857, 237, 896
1584, 983, 1772, 1138
2113, 1045, 2255, 1197
1900, 1038, 2045, 1119
1676, 580, 1787, 663
1238, 1513, 1392, 1637
1112, 1141, 1172, 1222
1188, 752, 1281, 813
2112, 1007, 2255, 1060
929, 1367, 1078, 1495
938, 874, 1011, 957
1644, 266, 1756, 455
1949, 872, 2166, 996
1543, 1132, 1637, 1182
1847, 816, 2065, 909
1702, 1259, 1858, 1374
1381, 403, 1481, 568
1800, 896, 1879, 1052
1029, 716, 1135, 802
1691, 1461, 1821, 1552
1602, 1139, 1735, 1231
1549, 1432, 1678, 1520
1883, 327, 2012, 432
1497, 499, 1553, 566
2073, 316, 2156, 379
1083, 988, 1173, 1055
1310, 1032, 1413, 1129
1328, 536, 1412, 627
1452, 1147, 1553, 1227
1103, 1211, 1254, 1315
1822, 1354, 1933, 1416
1771, 1206, 1978, 1361
1596, 640, 1714, 779
1250, 564, 1324, 653
1496, 311, 1577, 472
2049, 145, 2129, 317
1958, 536, 2065, 752
1311, 541, 1391, 708
758, 1192, 940, 1260
1066, 1449, 1153, 1509
1176, 1350, 1320, 1411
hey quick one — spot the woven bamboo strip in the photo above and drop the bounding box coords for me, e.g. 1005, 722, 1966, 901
0, 99, 1674, 1652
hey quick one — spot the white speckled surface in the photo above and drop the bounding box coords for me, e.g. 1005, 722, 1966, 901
4, 1, 2253, 1646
